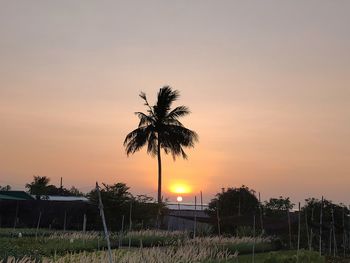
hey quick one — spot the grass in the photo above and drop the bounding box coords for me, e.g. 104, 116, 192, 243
0, 228, 279, 262
232, 250, 325, 263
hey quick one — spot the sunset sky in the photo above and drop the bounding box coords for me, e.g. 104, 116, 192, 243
0, 1, 349, 204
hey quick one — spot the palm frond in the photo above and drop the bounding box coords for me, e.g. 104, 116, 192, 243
124, 126, 153, 155
167, 106, 190, 119
159, 124, 198, 160
139, 91, 155, 117
154, 86, 180, 119
146, 132, 158, 156
135, 112, 155, 127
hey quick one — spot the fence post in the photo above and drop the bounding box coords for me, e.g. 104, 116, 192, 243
96, 182, 113, 263
216, 200, 221, 236
13, 201, 19, 230
194, 196, 197, 238
252, 214, 256, 263
128, 201, 132, 249
35, 211, 42, 240
63, 211, 67, 231
83, 213, 87, 233
297, 202, 301, 262
287, 207, 292, 249
319, 196, 323, 256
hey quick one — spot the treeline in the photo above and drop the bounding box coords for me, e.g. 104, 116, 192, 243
206, 185, 350, 255
0, 177, 164, 231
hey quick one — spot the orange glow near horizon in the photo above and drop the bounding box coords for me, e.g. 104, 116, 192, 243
169, 183, 192, 194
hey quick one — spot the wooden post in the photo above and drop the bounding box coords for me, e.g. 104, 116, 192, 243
35, 211, 42, 240
13, 201, 19, 230
319, 196, 323, 256
348, 205, 350, 253
297, 202, 301, 262
216, 200, 221, 236
343, 206, 346, 257
305, 207, 310, 251
129, 201, 132, 249
252, 214, 256, 263
63, 211, 67, 231
331, 207, 337, 256
200, 191, 203, 211
329, 227, 332, 255
238, 190, 241, 216
177, 201, 180, 231
287, 207, 292, 249
194, 196, 197, 238
119, 215, 124, 248
310, 207, 314, 251
259, 192, 264, 233
96, 182, 113, 263
83, 213, 87, 233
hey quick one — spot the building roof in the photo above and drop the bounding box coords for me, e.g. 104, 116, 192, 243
0, 191, 35, 200
44, 195, 89, 202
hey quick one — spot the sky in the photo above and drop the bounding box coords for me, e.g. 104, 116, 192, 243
0, 1, 349, 204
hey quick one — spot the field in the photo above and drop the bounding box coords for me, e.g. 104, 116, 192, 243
0, 228, 325, 263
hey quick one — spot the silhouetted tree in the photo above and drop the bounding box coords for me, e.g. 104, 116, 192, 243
68, 186, 84, 196
207, 186, 259, 234
25, 176, 84, 199
88, 183, 164, 230
0, 185, 11, 191
124, 86, 198, 203
264, 196, 294, 217
25, 176, 51, 199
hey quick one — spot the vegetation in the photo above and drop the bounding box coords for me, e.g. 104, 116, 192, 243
0, 185, 11, 191
207, 186, 259, 234
0, 230, 278, 262
87, 183, 165, 231
25, 176, 84, 199
124, 86, 198, 203
264, 197, 295, 217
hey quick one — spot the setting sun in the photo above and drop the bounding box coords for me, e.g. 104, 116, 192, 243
170, 183, 192, 194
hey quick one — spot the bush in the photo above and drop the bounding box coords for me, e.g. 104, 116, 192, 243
263, 250, 325, 263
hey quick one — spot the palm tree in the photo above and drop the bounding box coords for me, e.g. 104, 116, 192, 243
124, 86, 198, 203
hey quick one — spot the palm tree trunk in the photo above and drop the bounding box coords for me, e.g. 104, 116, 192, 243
157, 139, 162, 204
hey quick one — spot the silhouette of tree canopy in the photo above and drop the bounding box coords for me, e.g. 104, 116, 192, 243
87, 183, 165, 230
263, 196, 294, 217
208, 185, 259, 217
207, 186, 259, 234
25, 176, 83, 199
0, 185, 11, 191
25, 176, 51, 199
302, 197, 350, 230
124, 86, 198, 203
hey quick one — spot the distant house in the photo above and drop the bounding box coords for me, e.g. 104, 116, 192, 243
0, 191, 35, 201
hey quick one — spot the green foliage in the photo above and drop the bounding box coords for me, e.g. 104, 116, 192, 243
88, 183, 165, 231
207, 185, 259, 234
0, 236, 106, 260
303, 197, 349, 228
236, 226, 255, 237
0, 185, 11, 191
263, 250, 324, 263
25, 176, 51, 199
208, 186, 259, 217
25, 176, 84, 199
263, 196, 294, 217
